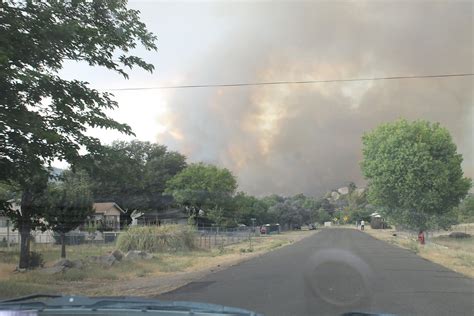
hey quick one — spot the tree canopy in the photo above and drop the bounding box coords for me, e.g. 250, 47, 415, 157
361, 119, 471, 230
80, 140, 186, 211
43, 170, 93, 258
165, 163, 237, 215
0, 0, 156, 268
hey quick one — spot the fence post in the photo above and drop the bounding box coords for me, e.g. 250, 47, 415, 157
6, 219, 10, 249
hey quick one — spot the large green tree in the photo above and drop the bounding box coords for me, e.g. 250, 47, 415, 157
233, 192, 270, 226
361, 119, 471, 231
80, 140, 186, 211
0, 0, 156, 268
43, 170, 93, 259
165, 163, 237, 223
455, 194, 474, 223
268, 199, 309, 229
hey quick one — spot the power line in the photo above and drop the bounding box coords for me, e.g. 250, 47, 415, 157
103, 73, 474, 91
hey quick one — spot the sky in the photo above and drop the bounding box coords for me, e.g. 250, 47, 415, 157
60, 0, 473, 197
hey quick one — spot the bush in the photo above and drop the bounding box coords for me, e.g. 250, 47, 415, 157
116, 225, 196, 253
28, 251, 44, 268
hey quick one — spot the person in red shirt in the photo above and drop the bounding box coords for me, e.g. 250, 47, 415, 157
418, 230, 425, 245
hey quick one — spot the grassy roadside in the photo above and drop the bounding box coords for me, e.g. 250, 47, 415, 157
0, 230, 315, 299
363, 226, 474, 278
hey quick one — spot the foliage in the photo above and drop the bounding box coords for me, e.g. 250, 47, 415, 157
116, 225, 196, 253
27, 251, 44, 269
456, 194, 474, 223
43, 170, 93, 258
80, 140, 186, 211
347, 208, 372, 223
312, 208, 332, 224
260, 194, 285, 209
207, 207, 227, 227
165, 163, 237, 217
44, 170, 93, 234
268, 198, 310, 228
0, 0, 156, 268
233, 192, 270, 225
361, 119, 471, 230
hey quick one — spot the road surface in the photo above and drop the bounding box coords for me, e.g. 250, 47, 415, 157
158, 228, 473, 315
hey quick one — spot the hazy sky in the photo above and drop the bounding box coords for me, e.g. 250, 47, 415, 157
60, 0, 473, 196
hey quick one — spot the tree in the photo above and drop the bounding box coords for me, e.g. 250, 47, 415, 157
0, 1, 156, 268
261, 194, 285, 209
233, 192, 269, 225
313, 208, 332, 224
80, 140, 186, 211
165, 163, 237, 222
43, 170, 93, 258
455, 194, 474, 223
361, 119, 471, 231
269, 199, 310, 229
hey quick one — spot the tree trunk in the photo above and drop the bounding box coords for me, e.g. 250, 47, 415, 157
60, 232, 66, 258
19, 189, 34, 269
18, 222, 31, 269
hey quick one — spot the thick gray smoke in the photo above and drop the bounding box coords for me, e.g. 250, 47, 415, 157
156, 1, 473, 196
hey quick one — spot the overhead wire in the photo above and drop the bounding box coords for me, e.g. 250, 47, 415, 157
100, 73, 474, 91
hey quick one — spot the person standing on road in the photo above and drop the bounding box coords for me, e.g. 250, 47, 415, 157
360, 220, 365, 230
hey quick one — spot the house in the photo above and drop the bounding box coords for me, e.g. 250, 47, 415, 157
0, 201, 53, 244
92, 202, 125, 231
134, 208, 188, 226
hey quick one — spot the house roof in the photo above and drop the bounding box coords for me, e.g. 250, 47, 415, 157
93, 202, 125, 214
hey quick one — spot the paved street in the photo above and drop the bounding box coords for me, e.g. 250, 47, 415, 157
158, 228, 474, 315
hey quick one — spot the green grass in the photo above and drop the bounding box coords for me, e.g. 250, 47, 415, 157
402, 240, 420, 254
0, 250, 18, 264
154, 257, 194, 272
432, 236, 474, 251
134, 266, 154, 277
454, 253, 474, 268
60, 268, 88, 282
0, 279, 55, 299
1, 243, 116, 265
116, 225, 196, 253
269, 241, 284, 249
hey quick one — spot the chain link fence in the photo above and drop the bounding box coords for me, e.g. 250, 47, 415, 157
0, 226, 258, 252
194, 226, 257, 249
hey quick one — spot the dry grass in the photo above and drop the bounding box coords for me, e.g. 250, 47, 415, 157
364, 225, 474, 278
0, 230, 316, 299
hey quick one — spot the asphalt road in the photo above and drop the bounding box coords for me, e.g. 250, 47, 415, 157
158, 229, 474, 316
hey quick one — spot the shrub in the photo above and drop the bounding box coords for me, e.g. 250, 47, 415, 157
116, 225, 196, 253
27, 251, 44, 268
